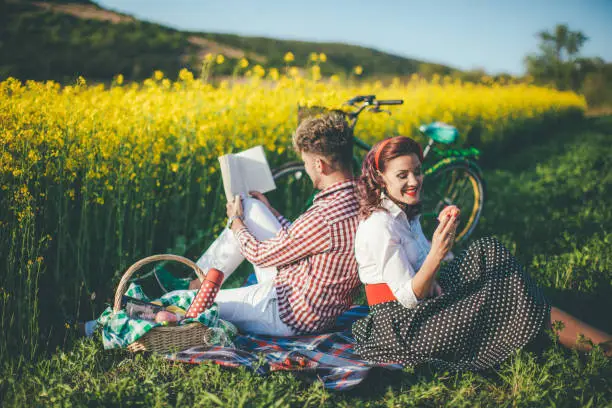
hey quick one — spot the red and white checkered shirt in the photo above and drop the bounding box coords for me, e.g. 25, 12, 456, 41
234, 180, 360, 334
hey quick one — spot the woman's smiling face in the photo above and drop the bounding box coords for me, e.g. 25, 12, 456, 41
380, 153, 423, 205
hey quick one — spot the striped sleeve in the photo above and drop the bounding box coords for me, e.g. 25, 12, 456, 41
277, 215, 292, 229
234, 210, 331, 268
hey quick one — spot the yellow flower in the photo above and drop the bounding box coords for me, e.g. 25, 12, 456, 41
319, 53, 327, 62
115, 74, 124, 85
154, 70, 164, 81
268, 68, 280, 81
289, 66, 300, 77
253, 64, 266, 78
309, 52, 319, 62
311, 65, 321, 81
353, 66, 363, 76
178, 68, 194, 82
239, 58, 249, 68
283, 52, 295, 63
216, 54, 225, 64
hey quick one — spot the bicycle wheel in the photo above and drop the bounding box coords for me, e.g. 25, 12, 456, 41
420, 162, 485, 245
269, 162, 315, 221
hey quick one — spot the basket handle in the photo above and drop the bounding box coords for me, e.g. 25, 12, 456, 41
113, 254, 206, 312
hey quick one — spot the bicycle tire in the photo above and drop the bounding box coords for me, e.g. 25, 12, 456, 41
421, 162, 485, 245
269, 161, 314, 221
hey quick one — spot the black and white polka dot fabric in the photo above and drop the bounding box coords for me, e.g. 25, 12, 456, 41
352, 237, 551, 371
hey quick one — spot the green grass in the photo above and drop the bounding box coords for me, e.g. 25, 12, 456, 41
2, 117, 612, 406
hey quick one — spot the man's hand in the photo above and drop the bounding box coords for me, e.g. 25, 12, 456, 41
226, 195, 244, 219
249, 190, 281, 218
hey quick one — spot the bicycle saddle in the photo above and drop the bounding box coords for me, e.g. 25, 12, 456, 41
419, 122, 458, 144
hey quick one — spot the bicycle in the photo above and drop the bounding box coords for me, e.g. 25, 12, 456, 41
267, 95, 486, 245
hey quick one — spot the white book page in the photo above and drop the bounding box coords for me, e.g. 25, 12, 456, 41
219, 154, 245, 202
218, 145, 276, 202
235, 145, 276, 196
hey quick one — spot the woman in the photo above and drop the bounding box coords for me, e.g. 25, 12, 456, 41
352, 136, 611, 371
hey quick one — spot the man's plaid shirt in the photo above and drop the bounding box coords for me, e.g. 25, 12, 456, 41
234, 180, 360, 334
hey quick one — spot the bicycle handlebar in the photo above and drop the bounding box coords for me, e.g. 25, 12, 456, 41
345, 95, 404, 107
344, 95, 404, 130
347, 95, 376, 105
376, 99, 403, 105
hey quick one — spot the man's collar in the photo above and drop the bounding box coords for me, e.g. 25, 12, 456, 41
313, 179, 356, 202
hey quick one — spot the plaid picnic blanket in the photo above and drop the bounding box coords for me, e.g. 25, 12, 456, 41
165, 305, 403, 391
97, 283, 237, 349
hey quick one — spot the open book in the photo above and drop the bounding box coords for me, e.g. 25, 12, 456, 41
218, 145, 276, 202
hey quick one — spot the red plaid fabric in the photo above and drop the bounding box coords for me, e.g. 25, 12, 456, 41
234, 180, 360, 334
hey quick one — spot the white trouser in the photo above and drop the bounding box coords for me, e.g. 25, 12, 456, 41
196, 197, 296, 336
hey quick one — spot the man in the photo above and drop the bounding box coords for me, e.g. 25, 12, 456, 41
190, 112, 360, 336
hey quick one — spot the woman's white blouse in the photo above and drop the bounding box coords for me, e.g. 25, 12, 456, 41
354, 196, 431, 309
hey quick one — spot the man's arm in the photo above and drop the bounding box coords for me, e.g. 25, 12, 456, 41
229, 210, 329, 268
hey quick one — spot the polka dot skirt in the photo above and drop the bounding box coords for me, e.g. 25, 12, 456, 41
352, 237, 551, 371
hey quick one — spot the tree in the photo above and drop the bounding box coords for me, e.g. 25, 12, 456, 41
525, 24, 590, 90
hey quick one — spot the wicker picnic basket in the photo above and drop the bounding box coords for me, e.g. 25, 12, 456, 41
113, 254, 213, 353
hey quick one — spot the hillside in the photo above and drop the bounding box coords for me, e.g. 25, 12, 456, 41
1, 0, 459, 82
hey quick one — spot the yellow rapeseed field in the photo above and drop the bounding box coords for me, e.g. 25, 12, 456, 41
1, 68, 585, 211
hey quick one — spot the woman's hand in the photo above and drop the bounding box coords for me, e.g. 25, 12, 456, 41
413, 209, 459, 300
438, 205, 459, 222
249, 190, 281, 218
429, 280, 443, 298
430, 208, 460, 263
226, 195, 244, 219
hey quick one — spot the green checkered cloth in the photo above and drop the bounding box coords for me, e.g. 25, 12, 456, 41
97, 283, 237, 350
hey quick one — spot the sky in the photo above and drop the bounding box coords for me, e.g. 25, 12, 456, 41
96, 0, 612, 75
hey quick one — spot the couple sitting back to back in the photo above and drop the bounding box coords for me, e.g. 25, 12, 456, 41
193, 113, 611, 369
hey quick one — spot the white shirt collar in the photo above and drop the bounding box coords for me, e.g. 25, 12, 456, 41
381, 194, 404, 218
380, 193, 421, 221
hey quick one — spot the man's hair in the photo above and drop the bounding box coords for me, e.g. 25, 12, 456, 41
292, 112, 354, 171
